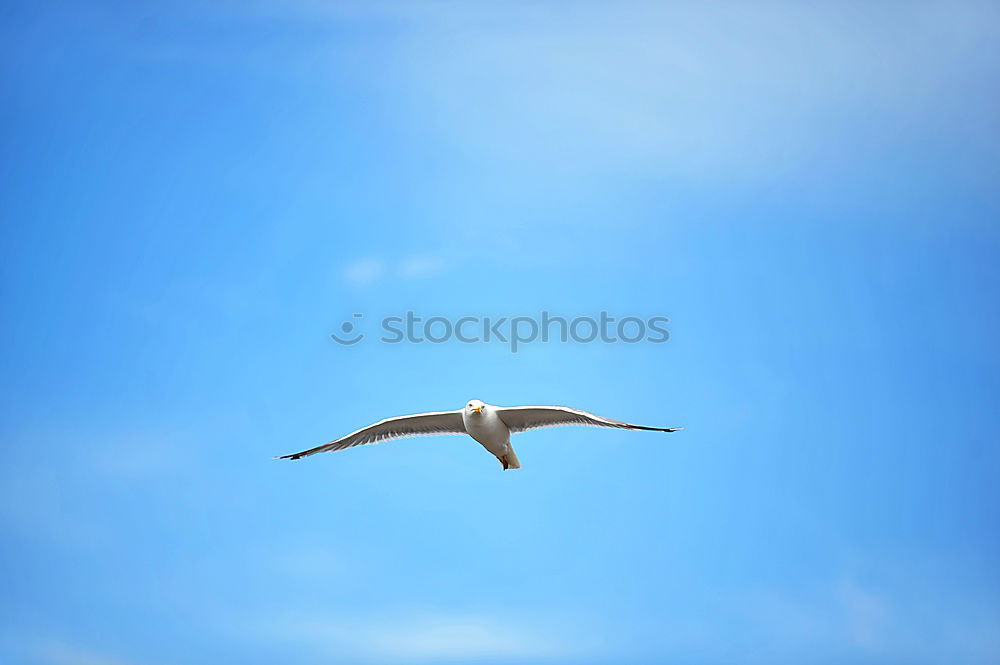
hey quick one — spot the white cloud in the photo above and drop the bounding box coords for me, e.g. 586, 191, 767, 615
255, 0, 996, 188
836, 577, 890, 650
116, 1, 1000, 188
32, 642, 142, 665
342, 255, 448, 285
397, 254, 446, 280
728, 575, 1000, 664
343, 258, 385, 286
397, 2, 997, 178
266, 610, 597, 662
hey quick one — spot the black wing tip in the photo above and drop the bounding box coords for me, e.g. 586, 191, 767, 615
275, 453, 303, 460
627, 424, 683, 433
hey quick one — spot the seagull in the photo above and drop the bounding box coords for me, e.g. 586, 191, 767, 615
278, 400, 682, 469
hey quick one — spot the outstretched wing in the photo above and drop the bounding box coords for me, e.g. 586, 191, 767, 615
496, 405, 681, 435
279, 410, 466, 460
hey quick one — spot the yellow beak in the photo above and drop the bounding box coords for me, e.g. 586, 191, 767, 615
473, 406, 482, 413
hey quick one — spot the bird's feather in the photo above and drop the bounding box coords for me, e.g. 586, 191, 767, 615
279, 410, 466, 459
496, 405, 681, 434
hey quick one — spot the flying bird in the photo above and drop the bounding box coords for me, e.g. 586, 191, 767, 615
278, 400, 682, 469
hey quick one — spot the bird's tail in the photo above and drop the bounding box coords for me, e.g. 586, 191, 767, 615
500, 448, 521, 470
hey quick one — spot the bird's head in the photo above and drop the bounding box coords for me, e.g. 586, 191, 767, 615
466, 399, 486, 415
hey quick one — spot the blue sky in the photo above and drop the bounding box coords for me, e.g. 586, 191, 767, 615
1, 1, 998, 664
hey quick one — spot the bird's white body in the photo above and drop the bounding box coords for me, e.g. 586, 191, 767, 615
461, 400, 520, 468
280, 398, 681, 470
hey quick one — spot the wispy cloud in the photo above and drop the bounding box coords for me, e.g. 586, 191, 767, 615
252, 0, 998, 186
265, 610, 597, 662
343, 258, 385, 286
342, 254, 448, 285
397, 254, 446, 280
726, 575, 1000, 664
836, 578, 890, 651
0, 428, 190, 552
31, 641, 144, 665
388, 1, 999, 182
